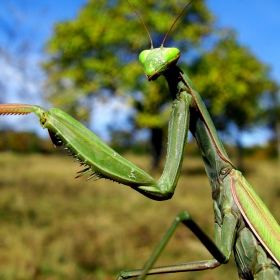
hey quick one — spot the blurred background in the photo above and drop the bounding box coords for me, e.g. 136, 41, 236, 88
0, 0, 279, 279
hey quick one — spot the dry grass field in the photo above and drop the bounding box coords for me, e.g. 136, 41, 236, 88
0, 151, 279, 280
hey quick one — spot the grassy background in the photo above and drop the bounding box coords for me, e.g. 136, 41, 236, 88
0, 151, 279, 280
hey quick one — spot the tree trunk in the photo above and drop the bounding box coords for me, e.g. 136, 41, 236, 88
276, 120, 280, 165
150, 128, 163, 170
235, 130, 244, 172
236, 139, 244, 172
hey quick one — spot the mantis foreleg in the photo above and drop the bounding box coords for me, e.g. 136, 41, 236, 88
0, 90, 191, 201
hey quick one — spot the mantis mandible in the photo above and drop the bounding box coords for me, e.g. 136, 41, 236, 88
0, 1, 279, 279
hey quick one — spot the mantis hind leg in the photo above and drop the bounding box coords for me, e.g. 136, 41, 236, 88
117, 210, 226, 279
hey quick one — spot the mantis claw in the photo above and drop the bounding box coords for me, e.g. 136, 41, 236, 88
75, 167, 92, 178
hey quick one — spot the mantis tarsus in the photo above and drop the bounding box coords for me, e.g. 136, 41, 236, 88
0, 1, 279, 279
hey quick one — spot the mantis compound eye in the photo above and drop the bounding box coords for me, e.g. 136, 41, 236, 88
162, 47, 181, 64
139, 50, 150, 64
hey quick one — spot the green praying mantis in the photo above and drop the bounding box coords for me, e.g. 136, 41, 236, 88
0, 1, 280, 279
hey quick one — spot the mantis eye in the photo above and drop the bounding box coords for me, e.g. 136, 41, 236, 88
139, 50, 150, 64
162, 48, 180, 63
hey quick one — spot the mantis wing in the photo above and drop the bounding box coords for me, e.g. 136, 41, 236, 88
231, 170, 280, 266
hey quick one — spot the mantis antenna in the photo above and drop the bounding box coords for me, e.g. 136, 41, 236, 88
161, 0, 195, 46
125, 0, 154, 48
126, 0, 195, 48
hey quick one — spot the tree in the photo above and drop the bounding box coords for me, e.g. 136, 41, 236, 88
43, 0, 277, 169
265, 89, 280, 164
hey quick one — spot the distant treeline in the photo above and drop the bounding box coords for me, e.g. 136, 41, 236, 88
0, 130, 277, 160
0, 130, 149, 155
0, 130, 55, 153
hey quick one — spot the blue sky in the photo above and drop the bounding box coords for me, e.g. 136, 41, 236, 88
0, 0, 279, 145
207, 0, 280, 81
207, 0, 280, 145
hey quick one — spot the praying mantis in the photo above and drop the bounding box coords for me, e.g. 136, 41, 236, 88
0, 1, 280, 279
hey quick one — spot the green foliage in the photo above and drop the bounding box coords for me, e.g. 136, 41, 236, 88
190, 31, 278, 131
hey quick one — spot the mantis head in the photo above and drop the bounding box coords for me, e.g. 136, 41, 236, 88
126, 0, 193, 81
139, 46, 180, 81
